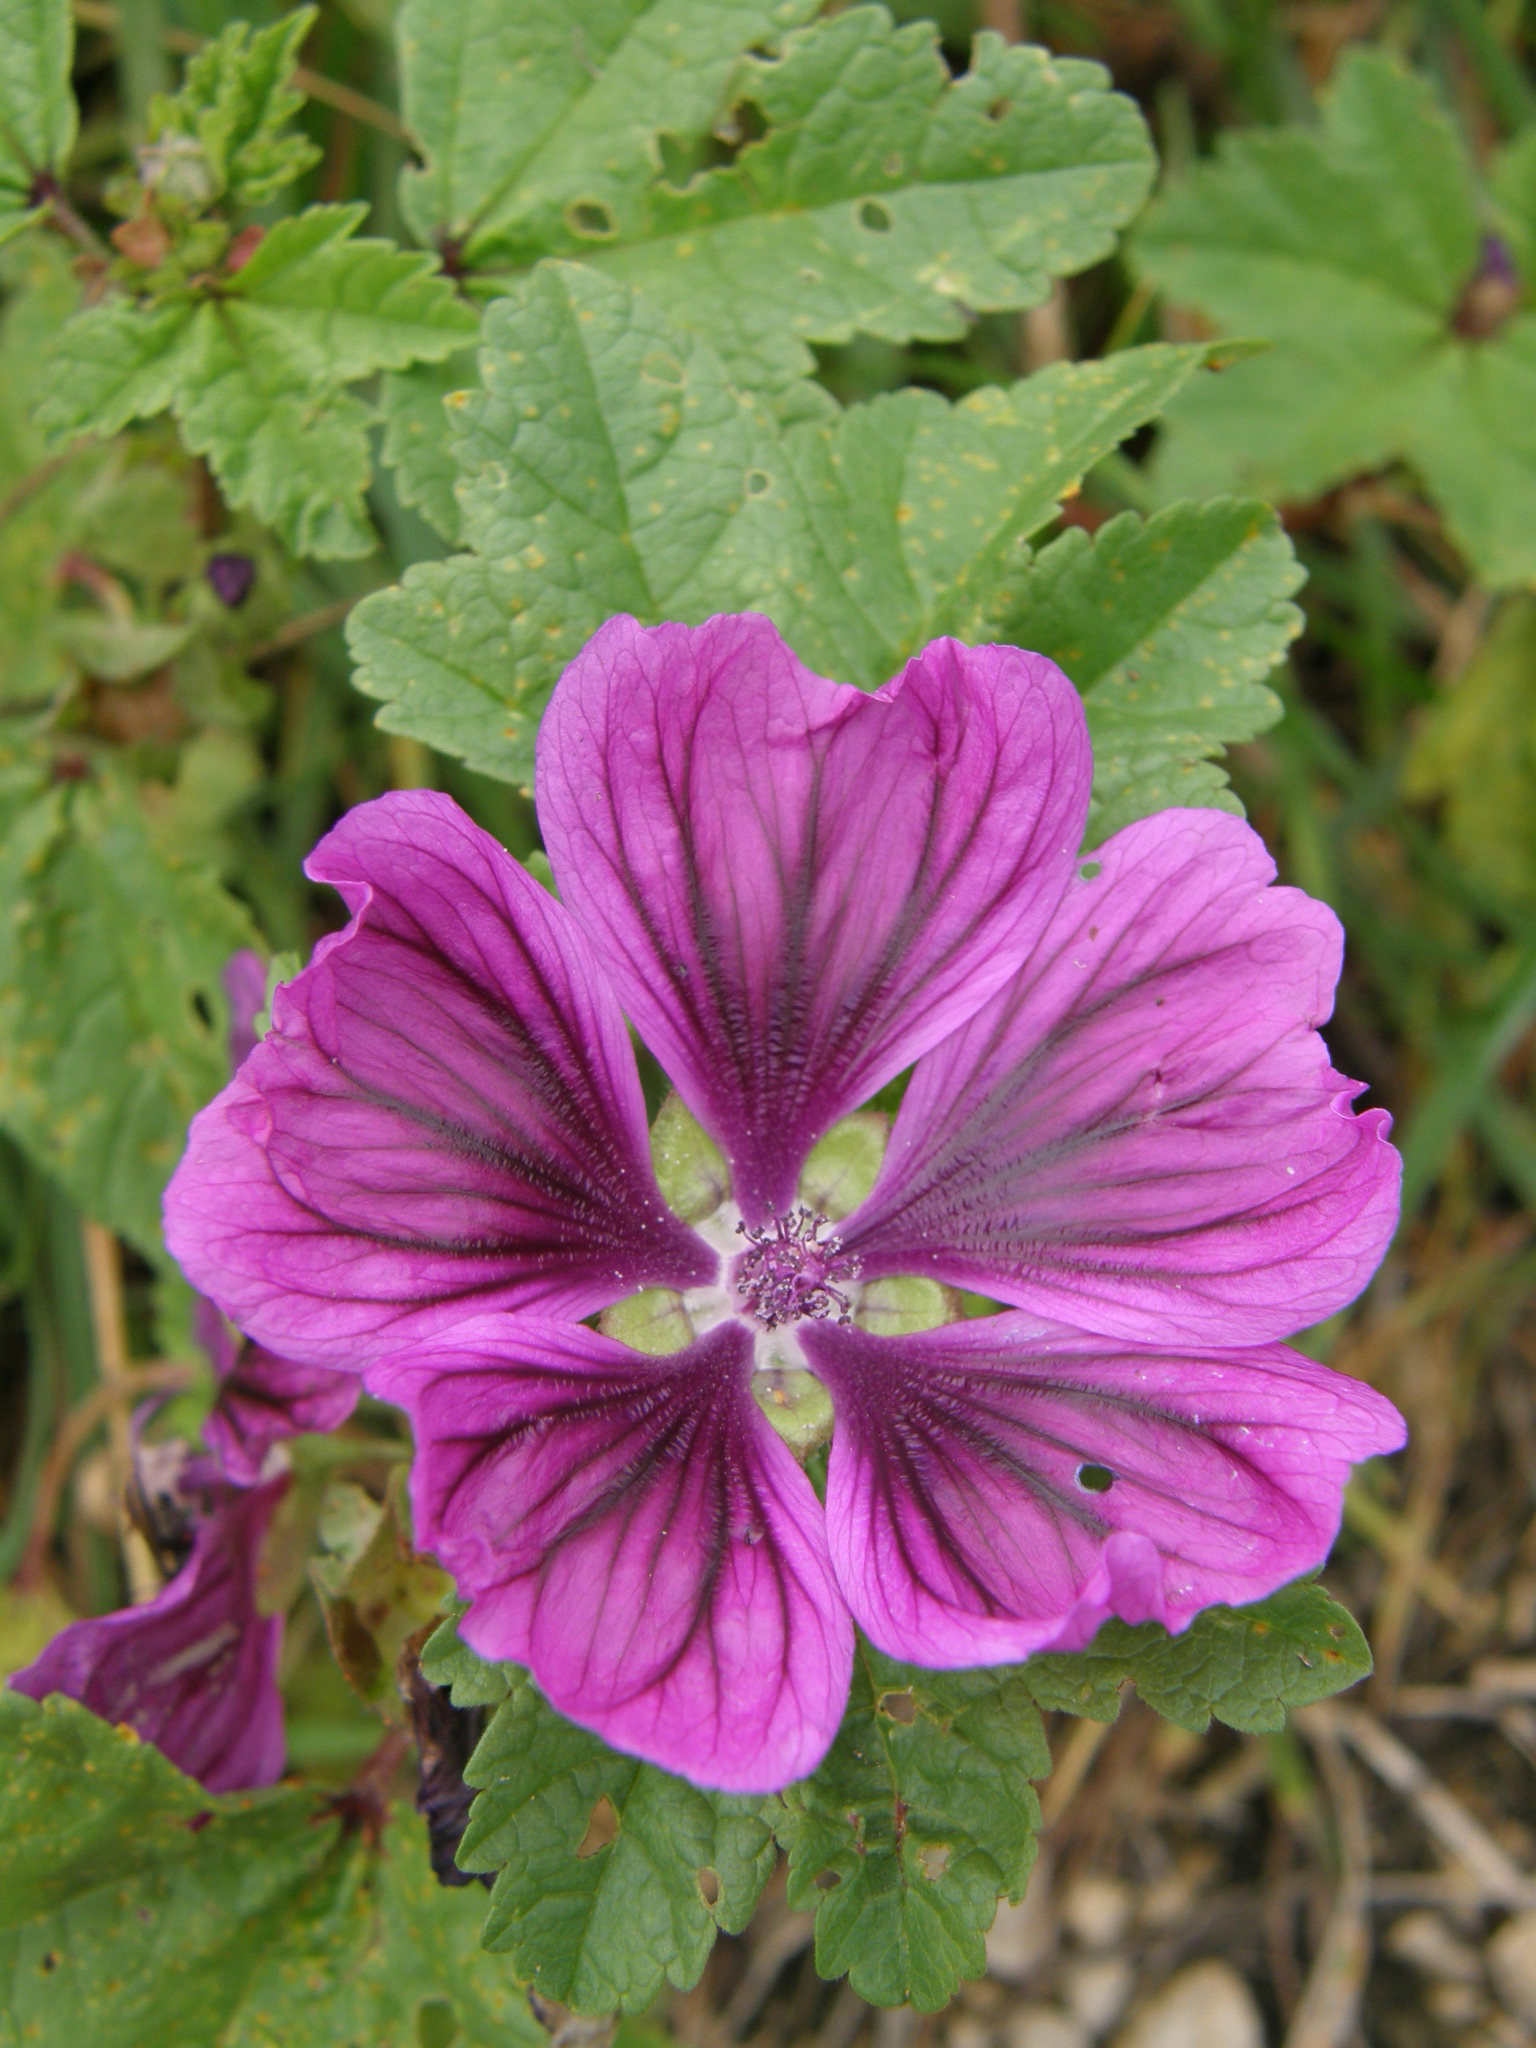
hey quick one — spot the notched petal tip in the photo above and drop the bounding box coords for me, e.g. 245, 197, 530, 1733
538, 616, 1092, 1222
844, 805, 1403, 1347
369, 1313, 853, 1794
807, 1314, 1402, 1670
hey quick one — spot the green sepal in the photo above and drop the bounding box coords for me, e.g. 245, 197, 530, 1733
599, 1287, 695, 1356
649, 1091, 729, 1225
798, 1112, 887, 1221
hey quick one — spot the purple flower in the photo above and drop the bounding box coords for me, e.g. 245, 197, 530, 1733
164, 615, 1403, 1793
196, 1297, 359, 1486
205, 552, 257, 609
11, 1475, 287, 1793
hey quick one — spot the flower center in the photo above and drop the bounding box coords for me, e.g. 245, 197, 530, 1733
734, 1207, 861, 1330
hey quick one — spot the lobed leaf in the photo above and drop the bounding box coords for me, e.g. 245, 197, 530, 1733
1023, 1580, 1373, 1735
458, 1671, 777, 2014
999, 499, 1302, 841
0, 765, 258, 1257
0, 1690, 543, 2047
398, 0, 820, 258
36, 208, 478, 558
1135, 49, 1536, 587
148, 9, 319, 207
419, 1606, 513, 1710
595, 9, 1154, 394
380, 349, 480, 544
776, 1643, 1048, 2011
350, 260, 1211, 784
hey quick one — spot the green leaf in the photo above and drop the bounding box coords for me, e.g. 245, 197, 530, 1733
37, 207, 478, 558
0, 764, 258, 1256
0, 1690, 544, 2047
419, 1605, 514, 1710
776, 1642, 1048, 2011
0, 0, 76, 238
594, 9, 1154, 394
221, 206, 481, 381
1001, 499, 1302, 842
380, 349, 480, 544
1134, 50, 1536, 588
1022, 1580, 1373, 1735
33, 300, 195, 446
350, 260, 1210, 782
148, 9, 319, 208
396, 0, 820, 256
458, 1672, 777, 2014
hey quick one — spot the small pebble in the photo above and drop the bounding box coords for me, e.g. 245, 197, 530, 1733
1489, 1911, 1536, 2024
1061, 1876, 1132, 1951
1000, 2008, 1089, 2048
1386, 1909, 1484, 1984
987, 1852, 1056, 1983
946, 2015, 992, 2048
1062, 1955, 1133, 2039
1110, 1961, 1265, 2048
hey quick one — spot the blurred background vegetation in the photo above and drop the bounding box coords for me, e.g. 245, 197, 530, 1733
3, 1, 1536, 2043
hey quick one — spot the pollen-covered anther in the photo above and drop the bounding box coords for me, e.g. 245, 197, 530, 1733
735, 1207, 862, 1330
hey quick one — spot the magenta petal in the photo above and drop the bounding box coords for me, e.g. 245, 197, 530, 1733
201, 1322, 360, 1486
803, 1315, 1404, 1666
538, 617, 1090, 1221
368, 1316, 853, 1793
10, 1479, 287, 1793
842, 809, 1401, 1344
164, 792, 714, 1369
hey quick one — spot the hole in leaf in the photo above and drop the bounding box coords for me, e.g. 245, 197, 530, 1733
418, 1998, 459, 2048
642, 351, 686, 388
1328, 1622, 1347, 1639
918, 1843, 951, 1879
565, 197, 618, 241
814, 1868, 841, 1891
191, 988, 213, 1028
40, 1952, 59, 1974
744, 468, 771, 497
858, 199, 892, 233
697, 1865, 721, 1907
1076, 1462, 1114, 1494
577, 1794, 620, 1858
986, 97, 1011, 121
878, 1688, 917, 1724
1080, 861, 1102, 880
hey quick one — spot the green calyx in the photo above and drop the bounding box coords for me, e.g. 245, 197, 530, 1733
598, 1286, 695, 1356
854, 1275, 958, 1336
797, 1112, 888, 1219
649, 1092, 729, 1224
752, 1367, 834, 1453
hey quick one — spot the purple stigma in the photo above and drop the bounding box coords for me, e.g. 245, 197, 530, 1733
735, 1207, 861, 1329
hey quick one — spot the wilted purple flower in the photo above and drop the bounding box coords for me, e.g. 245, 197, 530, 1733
196, 1297, 359, 1486
11, 1474, 287, 1793
165, 615, 1403, 1793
